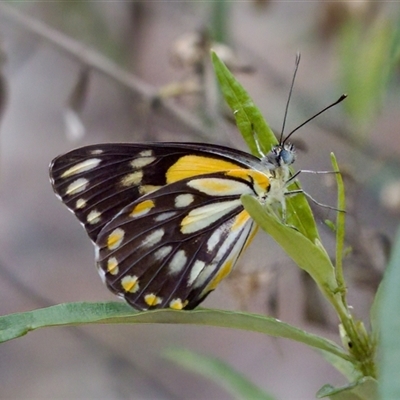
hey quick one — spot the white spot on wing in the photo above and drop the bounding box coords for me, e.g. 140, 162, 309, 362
120, 170, 143, 187
142, 229, 164, 248
154, 211, 177, 222
192, 263, 217, 288
181, 199, 241, 234
76, 198, 87, 209
194, 221, 254, 290
207, 225, 225, 252
188, 260, 206, 286
130, 156, 156, 169
61, 159, 101, 178
139, 185, 162, 195
175, 193, 194, 208
168, 250, 187, 275
87, 209, 102, 225
90, 149, 104, 155
65, 178, 89, 196
139, 150, 153, 157
154, 246, 173, 260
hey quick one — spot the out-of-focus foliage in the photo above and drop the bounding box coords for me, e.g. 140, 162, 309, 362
338, 12, 400, 135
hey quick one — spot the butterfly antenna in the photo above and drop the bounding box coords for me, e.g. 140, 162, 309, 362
282, 94, 347, 145
279, 52, 301, 145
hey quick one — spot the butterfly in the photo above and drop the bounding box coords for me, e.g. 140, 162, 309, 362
49, 141, 297, 311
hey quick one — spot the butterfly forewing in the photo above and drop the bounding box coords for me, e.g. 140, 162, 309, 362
49, 143, 262, 241
49, 143, 270, 310
50, 144, 160, 241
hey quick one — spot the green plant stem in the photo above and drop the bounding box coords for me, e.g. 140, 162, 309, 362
331, 153, 347, 307
330, 154, 376, 378
323, 275, 376, 378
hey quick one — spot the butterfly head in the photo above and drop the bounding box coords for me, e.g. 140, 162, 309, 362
261, 142, 296, 170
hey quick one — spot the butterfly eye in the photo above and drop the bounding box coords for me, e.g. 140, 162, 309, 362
280, 145, 296, 166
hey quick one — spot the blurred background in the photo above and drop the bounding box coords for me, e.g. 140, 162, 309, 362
0, 2, 399, 399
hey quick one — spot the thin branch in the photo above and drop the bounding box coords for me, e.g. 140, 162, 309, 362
0, 3, 214, 142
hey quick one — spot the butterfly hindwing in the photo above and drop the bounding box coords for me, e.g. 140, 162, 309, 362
95, 172, 258, 310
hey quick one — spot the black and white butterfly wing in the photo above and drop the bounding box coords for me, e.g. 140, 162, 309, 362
95, 172, 258, 310
49, 143, 262, 242
49, 144, 161, 241
49, 143, 271, 310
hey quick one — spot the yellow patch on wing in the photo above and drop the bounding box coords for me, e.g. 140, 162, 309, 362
187, 177, 251, 196
107, 257, 119, 275
243, 225, 259, 251
107, 228, 125, 250
166, 155, 240, 183
231, 210, 250, 231
144, 293, 162, 306
169, 298, 188, 310
130, 199, 155, 218
226, 169, 270, 194
205, 259, 235, 292
121, 275, 139, 293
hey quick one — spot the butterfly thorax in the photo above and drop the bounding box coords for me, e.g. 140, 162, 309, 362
259, 143, 296, 217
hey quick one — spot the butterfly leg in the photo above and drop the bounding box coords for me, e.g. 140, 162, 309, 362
285, 189, 344, 213
286, 169, 340, 186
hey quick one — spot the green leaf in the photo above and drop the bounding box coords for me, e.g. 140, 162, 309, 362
0, 302, 350, 362
212, 51, 276, 156
369, 271, 384, 342
283, 181, 321, 242
389, 10, 400, 63
318, 350, 362, 383
317, 377, 378, 400
164, 348, 275, 400
212, 51, 320, 242
379, 227, 400, 399
241, 195, 339, 302
331, 153, 346, 295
